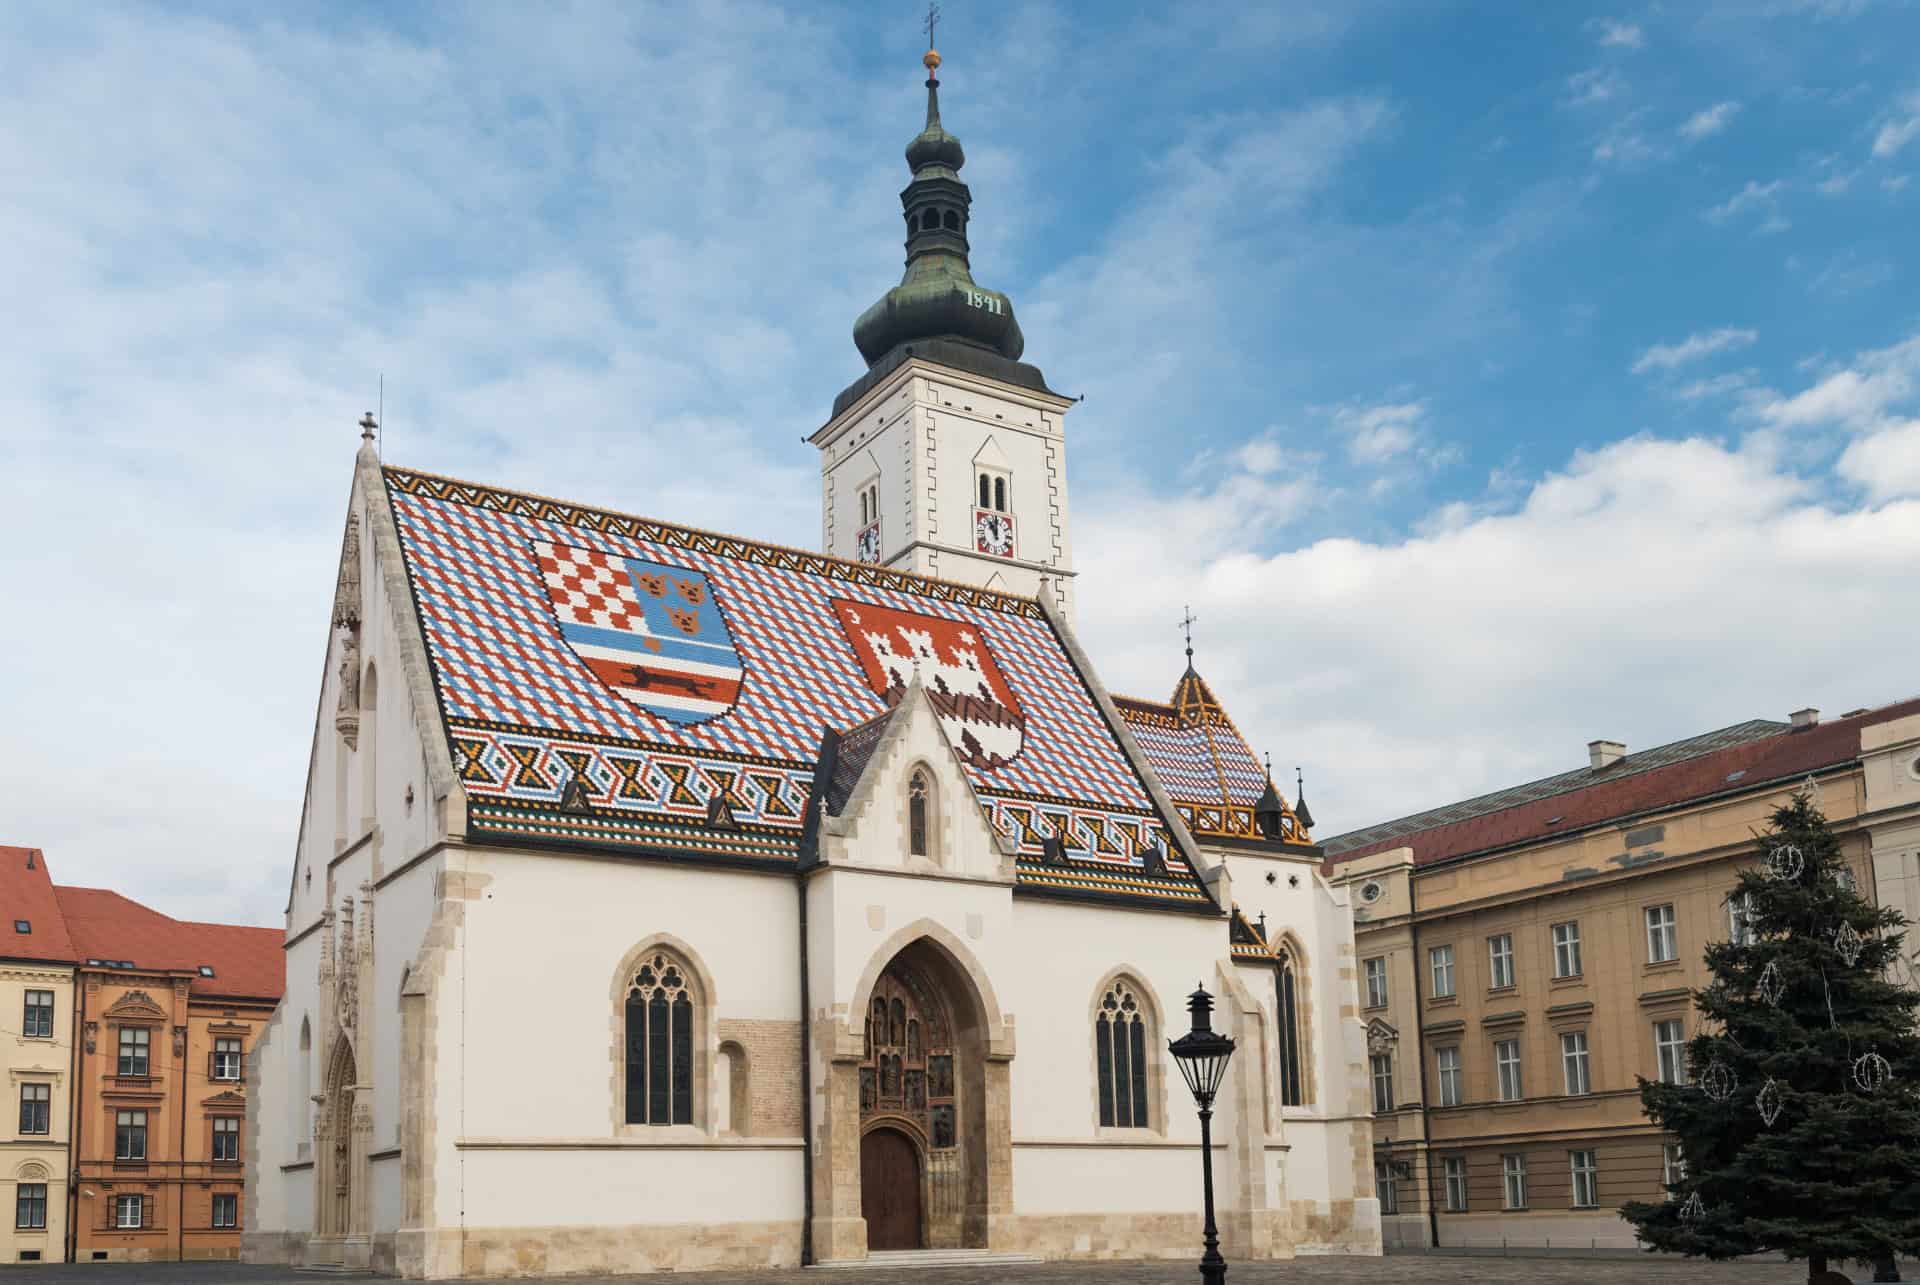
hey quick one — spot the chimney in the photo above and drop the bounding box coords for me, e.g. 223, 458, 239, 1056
1588, 739, 1626, 770
1790, 707, 1820, 729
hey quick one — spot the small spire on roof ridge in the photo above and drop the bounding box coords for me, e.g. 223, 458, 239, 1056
1179, 604, 1197, 667
358, 411, 378, 444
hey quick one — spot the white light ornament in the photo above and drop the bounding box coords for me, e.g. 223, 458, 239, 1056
1756, 959, 1787, 1007
1835, 921, 1865, 967
1767, 844, 1805, 883
1680, 1192, 1707, 1224
1756, 1077, 1785, 1127
1699, 1059, 1737, 1102
1853, 1050, 1893, 1094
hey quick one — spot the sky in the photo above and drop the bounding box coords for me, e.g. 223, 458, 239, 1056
3, 0, 1918, 927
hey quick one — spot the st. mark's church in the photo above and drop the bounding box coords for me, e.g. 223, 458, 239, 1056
244, 45, 1382, 1278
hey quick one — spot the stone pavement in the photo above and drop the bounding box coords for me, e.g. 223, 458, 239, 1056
0, 1256, 1879, 1284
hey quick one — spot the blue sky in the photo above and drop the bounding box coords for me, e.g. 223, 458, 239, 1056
4, 1, 1919, 925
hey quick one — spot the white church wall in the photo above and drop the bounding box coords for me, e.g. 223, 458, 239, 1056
458, 1145, 805, 1229
822, 386, 914, 564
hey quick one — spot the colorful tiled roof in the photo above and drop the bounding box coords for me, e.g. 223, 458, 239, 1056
0, 846, 79, 966
53, 887, 285, 1001
1113, 668, 1305, 843
1323, 697, 1920, 870
386, 468, 1214, 908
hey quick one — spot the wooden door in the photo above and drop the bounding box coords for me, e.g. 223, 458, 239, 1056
860, 1127, 923, 1251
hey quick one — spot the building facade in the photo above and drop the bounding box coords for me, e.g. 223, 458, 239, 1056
0, 848, 76, 1266
1322, 699, 1920, 1251
243, 48, 1382, 1280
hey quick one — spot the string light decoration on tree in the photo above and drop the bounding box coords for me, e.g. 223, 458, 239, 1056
1620, 791, 1920, 1283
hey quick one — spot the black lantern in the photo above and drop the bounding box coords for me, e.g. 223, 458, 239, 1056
1168, 984, 1236, 1284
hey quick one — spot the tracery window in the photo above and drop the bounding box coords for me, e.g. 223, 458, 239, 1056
1096, 982, 1151, 1128
1276, 953, 1305, 1107
624, 953, 696, 1126
908, 770, 930, 856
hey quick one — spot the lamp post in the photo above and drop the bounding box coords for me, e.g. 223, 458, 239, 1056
1168, 983, 1236, 1285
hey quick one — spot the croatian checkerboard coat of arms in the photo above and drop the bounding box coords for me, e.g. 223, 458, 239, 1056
534, 541, 743, 725
830, 599, 1025, 769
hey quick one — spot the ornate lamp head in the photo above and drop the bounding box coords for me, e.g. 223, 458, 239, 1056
1167, 984, 1236, 1108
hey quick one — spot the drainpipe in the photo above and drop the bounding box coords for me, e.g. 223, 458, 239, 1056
177, 984, 189, 1263
796, 730, 839, 1268
1407, 873, 1438, 1250
66, 968, 87, 1264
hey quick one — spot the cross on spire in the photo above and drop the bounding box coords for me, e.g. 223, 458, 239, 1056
923, 1, 940, 49
358, 411, 378, 444
1179, 604, 1197, 665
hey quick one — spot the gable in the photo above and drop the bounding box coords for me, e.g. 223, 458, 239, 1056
1115, 688, 1297, 842
386, 468, 1213, 908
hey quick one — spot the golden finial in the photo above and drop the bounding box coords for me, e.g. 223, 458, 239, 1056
924, 47, 941, 72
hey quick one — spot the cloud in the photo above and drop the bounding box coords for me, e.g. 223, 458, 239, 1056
1680, 101, 1741, 140
1567, 68, 1627, 107
1886, 174, 1913, 192
1597, 19, 1645, 47
1676, 371, 1756, 401
1756, 335, 1920, 428
1872, 92, 1920, 158
1632, 327, 1759, 373
1334, 401, 1429, 463
1837, 420, 1920, 500
1705, 179, 1784, 221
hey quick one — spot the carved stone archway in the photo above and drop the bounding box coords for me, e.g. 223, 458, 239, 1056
312, 1036, 371, 1256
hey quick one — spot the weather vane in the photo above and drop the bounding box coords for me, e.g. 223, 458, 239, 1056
924, 1, 940, 49
1179, 604, 1197, 663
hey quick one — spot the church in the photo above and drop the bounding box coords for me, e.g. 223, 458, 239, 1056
243, 45, 1382, 1278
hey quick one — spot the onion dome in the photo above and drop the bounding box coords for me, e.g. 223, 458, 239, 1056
839, 46, 1050, 414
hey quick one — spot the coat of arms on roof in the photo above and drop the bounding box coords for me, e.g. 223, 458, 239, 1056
829, 598, 1025, 769
533, 540, 744, 726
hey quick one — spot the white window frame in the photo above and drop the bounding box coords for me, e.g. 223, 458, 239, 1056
212, 1191, 238, 1229
1436, 1045, 1462, 1108
1663, 1142, 1687, 1189
1364, 957, 1388, 1009
1728, 892, 1754, 946
1561, 1031, 1591, 1096
1502, 1153, 1529, 1210
1375, 1159, 1399, 1214
1495, 1038, 1523, 1101
1551, 921, 1582, 978
1428, 944, 1456, 999
114, 1193, 143, 1229
1646, 904, 1678, 963
1370, 1052, 1394, 1113
1443, 1155, 1469, 1212
1654, 1019, 1688, 1084
1569, 1149, 1599, 1208
1488, 934, 1515, 989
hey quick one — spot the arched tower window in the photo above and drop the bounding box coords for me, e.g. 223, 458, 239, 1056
993, 476, 1006, 512
624, 952, 697, 1126
978, 473, 991, 509
908, 769, 930, 857
1096, 980, 1153, 1128
943, 209, 960, 231
1277, 952, 1305, 1107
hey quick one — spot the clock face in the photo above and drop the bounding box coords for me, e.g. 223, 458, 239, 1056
856, 522, 882, 564
974, 509, 1015, 558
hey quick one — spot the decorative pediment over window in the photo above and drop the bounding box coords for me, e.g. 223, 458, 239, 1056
1365, 1017, 1400, 1054
103, 991, 167, 1021
202, 1089, 247, 1113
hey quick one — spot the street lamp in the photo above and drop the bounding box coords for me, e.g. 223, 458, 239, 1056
1168, 983, 1236, 1285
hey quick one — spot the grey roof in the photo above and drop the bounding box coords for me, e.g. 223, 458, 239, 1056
826, 707, 897, 816
1319, 718, 1788, 857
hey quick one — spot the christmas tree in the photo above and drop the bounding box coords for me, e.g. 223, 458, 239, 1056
1622, 788, 1920, 1283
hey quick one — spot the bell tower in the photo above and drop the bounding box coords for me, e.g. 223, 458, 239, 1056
810, 41, 1077, 618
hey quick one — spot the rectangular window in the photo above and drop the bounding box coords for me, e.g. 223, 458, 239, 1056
212, 1037, 243, 1082
1364, 957, 1389, 1009
1561, 1031, 1592, 1096
212, 1192, 238, 1229
115, 1109, 148, 1162
1436, 1045, 1463, 1108
1488, 934, 1515, 989
14, 1182, 46, 1231
1728, 892, 1755, 947
1646, 904, 1678, 963
1570, 1149, 1599, 1208
1428, 944, 1456, 999
1551, 921, 1583, 978
1663, 1142, 1687, 1189
1443, 1156, 1469, 1212
1370, 1053, 1394, 1113
1655, 1019, 1688, 1084
1502, 1153, 1529, 1209
1495, 1038, 1523, 1101
18, 1083, 50, 1135
117, 1026, 151, 1077
1375, 1159, 1399, 1214
114, 1193, 143, 1229
22, 990, 53, 1039
213, 1117, 240, 1163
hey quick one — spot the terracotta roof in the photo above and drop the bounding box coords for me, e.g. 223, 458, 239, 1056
1323, 697, 1920, 870
52, 886, 284, 1001
0, 846, 78, 965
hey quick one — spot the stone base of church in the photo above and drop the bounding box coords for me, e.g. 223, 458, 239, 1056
243, 1230, 394, 1273
1286, 1197, 1383, 1256
384, 1220, 804, 1279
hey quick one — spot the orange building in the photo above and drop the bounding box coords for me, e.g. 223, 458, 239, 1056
53, 888, 282, 1263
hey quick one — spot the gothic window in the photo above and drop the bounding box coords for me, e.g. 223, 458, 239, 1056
909, 770, 930, 856
993, 476, 1006, 511
979, 473, 991, 509
1096, 980, 1152, 1128
943, 209, 960, 231
624, 953, 696, 1126
1277, 953, 1306, 1107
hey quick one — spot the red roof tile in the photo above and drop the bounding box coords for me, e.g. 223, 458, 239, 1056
1326, 697, 1920, 870
52, 886, 284, 1001
0, 846, 78, 965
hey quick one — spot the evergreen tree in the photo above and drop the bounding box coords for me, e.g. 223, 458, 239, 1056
1622, 789, 1920, 1282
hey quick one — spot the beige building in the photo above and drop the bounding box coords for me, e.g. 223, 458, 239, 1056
0, 847, 76, 1266
1322, 697, 1920, 1251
